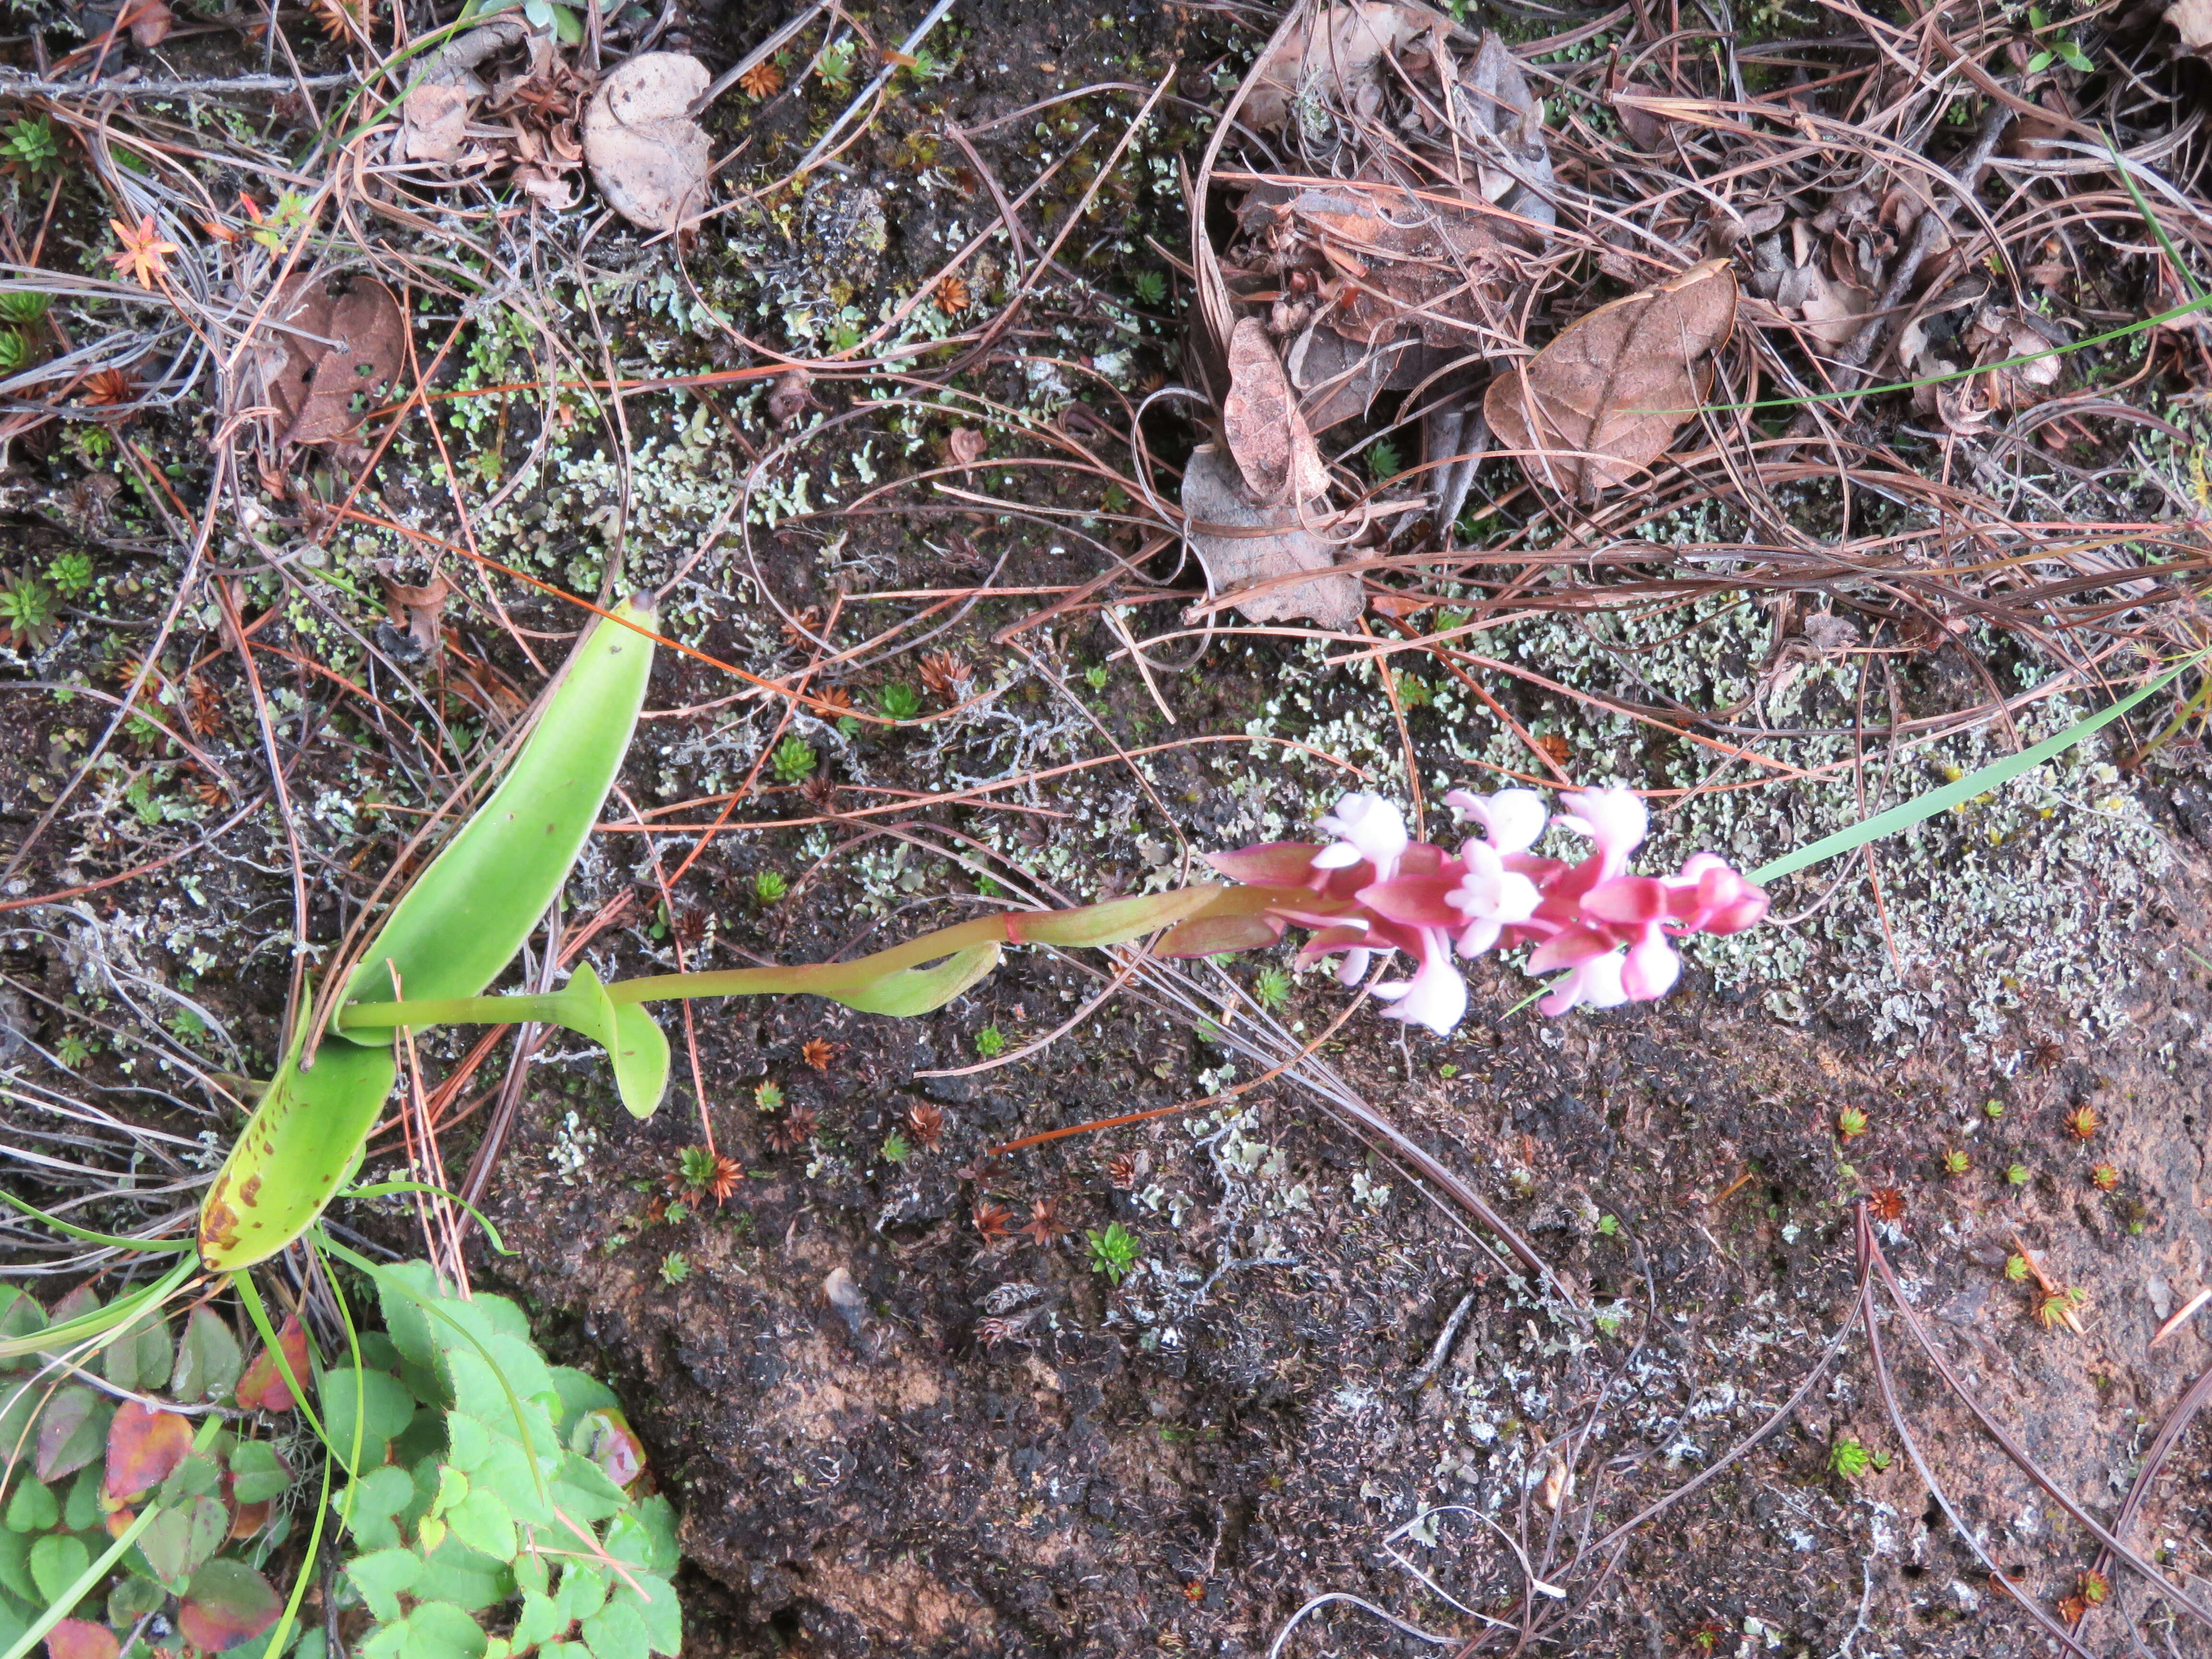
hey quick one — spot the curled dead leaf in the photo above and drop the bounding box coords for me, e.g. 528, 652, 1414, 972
2169, 0, 2212, 51
584, 51, 711, 233
400, 18, 531, 163
1244, 1, 1429, 129
375, 562, 451, 664
1484, 258, 1738, 503
1223, 318, 1330, 505
1181, 443, 1361, 629
947, 427, 987, 469
252, 272, 407, 450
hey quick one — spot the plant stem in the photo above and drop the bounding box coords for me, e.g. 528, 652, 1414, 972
330, 883, 1291, 1033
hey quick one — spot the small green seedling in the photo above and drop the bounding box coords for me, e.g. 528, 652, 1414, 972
47, 552, 92, 598
754, 1081, 784, 1112
1595, 1214, 1619, 1238
1, 117, 59, 173
658, 1252, 691, 1286
1940, 1148, 1969, 1178
1087, 1223, 1141, 1284
1084, 664, 1109, 691
2007, 1162, 2032, 1187
769, 734, 817, 783
877, 682, 922, 720
880, 1132, 911, 1165
1828, 1439, 1874, 1479
974, 1025, 1006, 1058
1252, 966, 1292, 1012
1130, 271, 1167, 306
1836, 1106, 1869, 1141
1984, 1098, 2005, 1119
1367, 439, 1402, 482
752, 870, 788, 905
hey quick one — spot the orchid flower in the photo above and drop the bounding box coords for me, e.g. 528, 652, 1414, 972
1311, 792, 1410, 877
1553, 788, 1647, 878
1189, 785, 1767, 1036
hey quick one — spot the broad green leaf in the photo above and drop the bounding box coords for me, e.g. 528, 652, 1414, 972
411, 1539, 511, 1612
27, 1532, 90, 1608
360, 1601, 487, 1659
34, 1388, 110, 1483
0, 1377, 36, 1458
553, 1565, 607, 1627
2, 1478, 54, 1533
345, 1548, 420, 1624
171, 1309, 244, 1405
0, 1528, 32, 1599
229, 1441, 291, 1505
546, 1369, 617, 1438
337, 1464, 415, 1551
0, 1293, 44, 1370
373, 1262, 444, 1371
107, 1570, 165, 1625
444, 1488, 514, 1563
355, 1334, 404, 1373
613, 1574, 678, 1659
338, 598, 659, 1034
103, 1309, 171, 1395
603, 1497, 676, 1576
546, 1452, 625, 1525
138, 1496, 227, 1583
206, 602, 656, 1272
156, 1449, 222, 1507
61, 1467, 100, 1532
609, 1004, 670, 1119
509, 1592, 564, 1652
511, 1550, 548, 1599
197, 1028, 395, 1271
320, 1369, 413, 1471
827, 941, 1000, 1017
578, 1596, 646, 1659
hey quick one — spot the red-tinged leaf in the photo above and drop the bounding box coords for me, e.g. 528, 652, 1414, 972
35, 1386, 111, 1482
1206, 843, 1321, 885
1355, 875, 1462, 928
45, 1619, 118, 1659
228, 1498, 271, 1539
105, 1401, 193, 1502
235, 1316, 310, 1412
1155, 914, 1285, 959
105, 1507, 135, 1539
179, 1560, 281, 1651
573, 1407, 647, 1490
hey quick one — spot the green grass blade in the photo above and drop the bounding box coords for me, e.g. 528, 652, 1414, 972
0, 1188, 194, 1252
1752, 657, 2200, 884
0, 1254, 198, 1361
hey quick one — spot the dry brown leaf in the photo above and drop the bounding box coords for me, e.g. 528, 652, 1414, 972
1180, 444, 1361, 629
767, 368, 815, 426
947, 427, 986, 469
1484, 258, 1738, 503
255, 273, 407, 450
584, 52, 711, 233
2170, 0, 2212, 50
402, 83, 474, 162
1245, 1, 1430, 129
375, 562, 451, 662
399, 18, 529, 163
1223, 318, 1330, 504
124, 0, 173, 49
